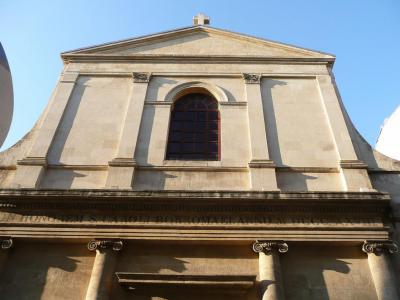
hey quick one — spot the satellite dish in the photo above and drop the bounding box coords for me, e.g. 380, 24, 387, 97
376, 105, 400, 160
0, 42, 14, 148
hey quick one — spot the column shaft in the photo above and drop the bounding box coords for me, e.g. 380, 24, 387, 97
85, 249, 117, 300
259, 251, 284, 300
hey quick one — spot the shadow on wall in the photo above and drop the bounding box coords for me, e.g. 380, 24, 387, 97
38, 77, 89, 189
133, 102, 178, 190
261, 79, 318, 191
146, 78, 178, 101
280, 245, 380, 300
0, 244, 87, 300
110, 244, 255, 300
47, 77, 89, 165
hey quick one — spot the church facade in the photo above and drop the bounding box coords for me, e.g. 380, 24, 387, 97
0, 16, 399, 300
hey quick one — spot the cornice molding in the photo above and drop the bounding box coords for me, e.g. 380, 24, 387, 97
0, 189, 390, 214
62, 54, 335, 65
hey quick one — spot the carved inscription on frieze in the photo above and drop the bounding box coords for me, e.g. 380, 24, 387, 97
0, 212, 384, 229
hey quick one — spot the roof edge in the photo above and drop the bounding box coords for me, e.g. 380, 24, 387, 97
61, 25, 335, 59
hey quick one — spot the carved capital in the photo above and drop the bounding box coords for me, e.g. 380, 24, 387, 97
133, 72, 151, 83
252, 240, 288, 254
87, 239, 123, 252
362, 240, 398, 255
243, 73, 261, 84
0, 237, 13, 250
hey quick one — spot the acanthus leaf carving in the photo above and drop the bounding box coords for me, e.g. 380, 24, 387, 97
242, 73, 261, 84
132, 72, 151, 83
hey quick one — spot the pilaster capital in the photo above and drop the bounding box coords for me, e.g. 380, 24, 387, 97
17, 156, 47, 166
108, 158, 137, 167
132, 72, 151, 83
60, 72, 79, 83
248, 159, 275, 168
362, 240, 398, 255
87, 239, 123, 252
252, 240, 288, 254
243, 73, 261, 84
340, 160, 368, 169
0, 237, 13, 250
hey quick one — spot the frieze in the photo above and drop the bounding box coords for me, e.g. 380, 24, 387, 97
0, 202, 388, 215
0, 211, 385, 229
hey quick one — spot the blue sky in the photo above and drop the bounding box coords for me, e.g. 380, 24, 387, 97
1, 0, 399, 150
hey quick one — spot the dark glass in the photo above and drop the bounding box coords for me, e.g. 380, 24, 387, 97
166, 93, 220, 160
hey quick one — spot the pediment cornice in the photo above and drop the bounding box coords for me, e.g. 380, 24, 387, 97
61, 25, 335, 65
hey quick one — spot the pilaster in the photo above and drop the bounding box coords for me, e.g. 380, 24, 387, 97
85, 239, 123, 300
105, 72, 150, 189
362, 240, 399, 300
253, 240, 288, 300
11, 72, 79, 188
243, 74, 277, 191
316, 74, 373, 191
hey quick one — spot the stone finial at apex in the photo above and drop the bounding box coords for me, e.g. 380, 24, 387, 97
193, 13, 210, 26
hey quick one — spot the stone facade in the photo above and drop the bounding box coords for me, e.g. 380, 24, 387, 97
0, 20, 399, 299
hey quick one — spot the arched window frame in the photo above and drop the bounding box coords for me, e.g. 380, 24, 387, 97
166, 89, 221, 161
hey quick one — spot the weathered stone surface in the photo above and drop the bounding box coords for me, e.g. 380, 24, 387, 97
0, 19, 398, 300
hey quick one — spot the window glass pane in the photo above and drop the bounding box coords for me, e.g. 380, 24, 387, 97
169, 132, 182, 142
182, 143, 194, 152
186, 112, 195, 120
194, 143, 205, 152
171, 122, 183, 130
173, 112, 185, 120
183, 132, 195, 142
195, 133, 207, 142
208, 111, 218, 120
167, 93, 219, 161
209, 143, 218, 152
208, 131, 218, 141
208, 121, 218, 130
168, 143, 180, 153
197, 111, 206, 121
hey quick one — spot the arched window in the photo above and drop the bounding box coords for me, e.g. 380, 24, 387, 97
166, 93, 220, 160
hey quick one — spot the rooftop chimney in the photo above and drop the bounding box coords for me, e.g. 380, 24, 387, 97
193, 13, 210, 26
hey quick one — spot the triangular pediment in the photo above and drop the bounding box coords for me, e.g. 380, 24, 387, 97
62, 26, 334, 60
